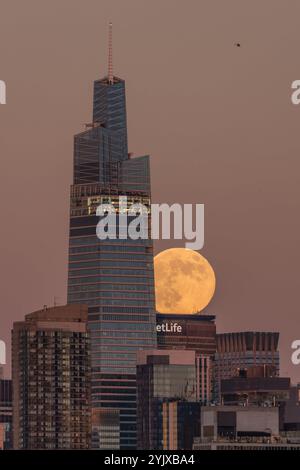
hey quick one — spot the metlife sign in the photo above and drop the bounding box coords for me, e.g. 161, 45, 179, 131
156, 322, 183, 334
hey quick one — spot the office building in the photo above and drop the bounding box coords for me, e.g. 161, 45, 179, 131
157, 313, 216, 356
162, 401, 201, 450
215, 331, 280, 402
67, 25, 156, 449
0, 375, 12, 449
157, 313, 216, 403
12, 304, 90, 449
136, 349, 197, 450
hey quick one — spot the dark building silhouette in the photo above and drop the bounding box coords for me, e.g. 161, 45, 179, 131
12, 304, 90, 449
67, 25, 156, 449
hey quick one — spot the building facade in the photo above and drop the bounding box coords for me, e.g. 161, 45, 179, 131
12, 304, 90, 449
215, 331, 280, 402
156, 313, 216, 404
67, 47, 156, 449
221, 369, 290, 407
162, 401, 201, 450
91, 408, 120, 449
199, 405, 279, 442
136, 349, 197, 450
284, 384, 300, 431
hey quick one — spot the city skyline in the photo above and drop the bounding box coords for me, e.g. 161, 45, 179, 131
1, 1, 300, 385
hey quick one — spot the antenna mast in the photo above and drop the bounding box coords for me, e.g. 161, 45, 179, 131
108, 22, 113, 84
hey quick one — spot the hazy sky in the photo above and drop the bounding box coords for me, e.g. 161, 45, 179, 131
1, 0, 300, 381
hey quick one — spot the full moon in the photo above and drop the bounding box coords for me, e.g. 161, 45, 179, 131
154, 248, 216, 314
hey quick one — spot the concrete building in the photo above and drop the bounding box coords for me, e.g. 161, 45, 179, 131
12, 304, 91, 449
200, 405, 279, 442
215, 332, 280, 402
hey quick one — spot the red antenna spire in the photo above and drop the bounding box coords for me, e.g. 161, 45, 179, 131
108, 22, 113, 84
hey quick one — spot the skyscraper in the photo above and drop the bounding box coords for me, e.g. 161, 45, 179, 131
136, 349, 197, 450
156, 313, 216, 404
12, 304, 90, 449
67, 24, 156, 449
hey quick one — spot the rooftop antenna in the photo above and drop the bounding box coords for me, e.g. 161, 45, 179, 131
108, 22, 113, 84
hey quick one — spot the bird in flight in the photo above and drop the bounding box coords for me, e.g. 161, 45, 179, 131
235, 42, 241, 47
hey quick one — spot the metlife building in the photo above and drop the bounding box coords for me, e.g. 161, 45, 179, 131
156, 313, 216, 404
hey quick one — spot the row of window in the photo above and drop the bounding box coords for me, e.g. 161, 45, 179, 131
70, 236, 151, 246
92, 359, 136, 367
69, 260, 150, 269
90, 331, 155, 339
92, 390, 136, 396
70, 245, 148, 254
68, 283, 152, 292
69, 289, 153, 299
69, 268, 151, 276
91, 352, 136, 360
89, 322, 153, 331
69, 252, 152, 262
69, 297, 152, 308
68, 275, 153, 285
91, 337, 155, 345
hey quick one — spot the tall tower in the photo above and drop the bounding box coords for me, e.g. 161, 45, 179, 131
67, 24, 157, 449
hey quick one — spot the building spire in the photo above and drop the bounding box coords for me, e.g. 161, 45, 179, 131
108, 22, 113, 84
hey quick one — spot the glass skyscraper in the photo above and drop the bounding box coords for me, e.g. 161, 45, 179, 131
67, 40, 157, 449
136, 349, 197, 450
